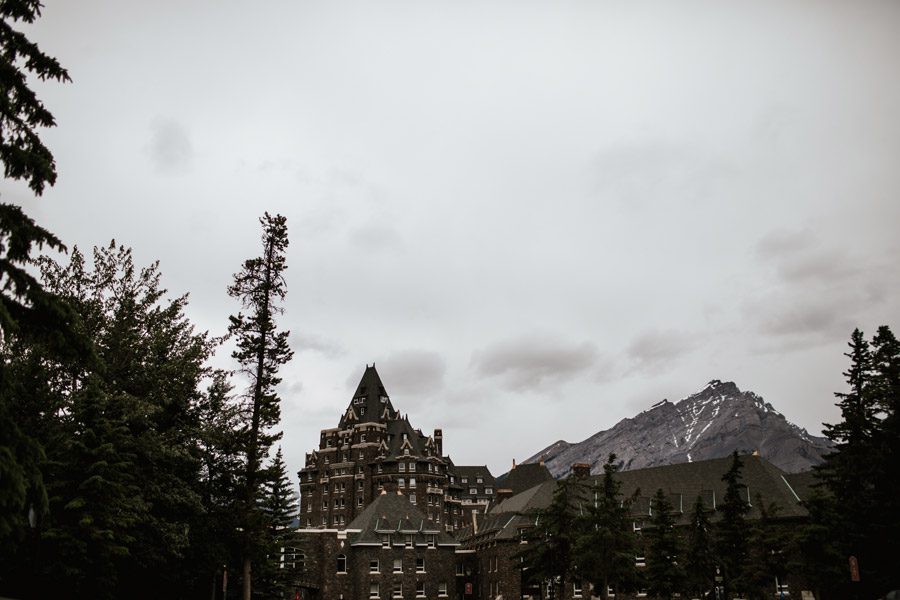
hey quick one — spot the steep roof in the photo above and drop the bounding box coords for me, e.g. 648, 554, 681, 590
497, 462, 553, 495
339, 364, 398, 428
347, 490, 458, 547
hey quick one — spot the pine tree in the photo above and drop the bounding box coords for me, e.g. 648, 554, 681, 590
645, 488, 684, 599
788, 488, 843, 600
817, 328, 880, 596
716, 452, 750, 599
517, 475, 586, 599
684, 494, 716, 599
577, 454, 637, 600
743, 497, 789, 600
258, 447, 301, 599
227, 213, 293, 600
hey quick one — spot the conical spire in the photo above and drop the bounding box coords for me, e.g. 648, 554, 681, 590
339, 364, 395, 428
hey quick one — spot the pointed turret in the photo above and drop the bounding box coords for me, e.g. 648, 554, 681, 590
339, 364, 397, 428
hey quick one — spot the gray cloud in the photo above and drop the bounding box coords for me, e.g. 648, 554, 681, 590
348, 223, 404, 253
627, 330, 697, 372
146, 117, 192, 173
372, 350, 447, 398
290, 332, 345, 358
472, 335, 598, 391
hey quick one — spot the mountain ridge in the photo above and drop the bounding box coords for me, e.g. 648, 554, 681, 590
521, 380, 831, 477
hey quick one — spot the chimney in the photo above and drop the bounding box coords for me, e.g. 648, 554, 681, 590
572, 463, 591, 479
434, 429, 443, 456
511, 458, 516, 470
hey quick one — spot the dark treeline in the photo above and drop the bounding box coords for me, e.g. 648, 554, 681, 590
519, 326, 900, 600
0, 3, 299, 598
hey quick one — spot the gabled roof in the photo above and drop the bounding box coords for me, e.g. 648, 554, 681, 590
464, 454, 812, 548
347, 490, 458, 547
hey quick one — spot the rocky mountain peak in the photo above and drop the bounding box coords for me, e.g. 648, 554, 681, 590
521, 380, 832, 478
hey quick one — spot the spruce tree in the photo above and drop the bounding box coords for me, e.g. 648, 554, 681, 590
818, 328, 880, 596
716, 452, 750, 599
259, 447, 301, 599
743, 497, 789, 600
577, 454, 637, 600
517, 475, 586, 599
684, 494, 716, 599
645, 488, 684, 599
227, 213, 293, 600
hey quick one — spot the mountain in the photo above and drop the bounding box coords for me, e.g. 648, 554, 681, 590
521, 380, 832, 477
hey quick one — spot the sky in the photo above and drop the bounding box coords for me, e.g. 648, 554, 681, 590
5, 0, 900, 484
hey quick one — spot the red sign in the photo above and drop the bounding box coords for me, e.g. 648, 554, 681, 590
849, 555, 860, 582
465, 582, 473, 595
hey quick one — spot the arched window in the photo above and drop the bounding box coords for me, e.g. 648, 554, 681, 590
337, 554, 347, 573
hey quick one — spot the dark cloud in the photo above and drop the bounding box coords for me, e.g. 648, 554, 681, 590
372, 349, 446, 398
626, 329, 697, 372
290, 332, 344, 358
146, 117, 192, 173
471, 335, 598, 391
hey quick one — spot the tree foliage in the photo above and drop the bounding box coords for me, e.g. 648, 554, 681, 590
716, 451, 750, 599
517, 475, 586, 599
645, 488, 684, 600
684, 493, 716, 599
577, 455, 637, 600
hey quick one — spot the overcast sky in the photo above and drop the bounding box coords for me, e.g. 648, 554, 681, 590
6, 1, 900, 483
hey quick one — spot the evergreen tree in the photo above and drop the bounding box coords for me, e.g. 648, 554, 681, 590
517, 476, 586, 599
788, 489, 843, 600
227, 213, 293, 600
817, 328, 880, 597
258, 447, 301, 599
577, 454, 637, 600
0, 0, 70, 193
716, 452, 750, 599
645, 488, 684, 600
743, 497, 789, 600
869, 325, 900, 593
684, 494, 716, 599
0, 2, 81, 565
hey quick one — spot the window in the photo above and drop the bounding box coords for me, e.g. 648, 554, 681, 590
398, 478, 405, 488
307, 502, 312, 512
469, 488, 477, 495
378, 464, 383, 473
369, 583, 380, 598
461, 477, 468, 483
485, 487, 493, 495
409, 462, 416, 471
370, 558, 380, 573
392, 581, 402, 598
574, 582, 583, 598
438, 582, 448, 597
336, 554, 347, 573
410, 495, 416, 504
360, 406, 366, 416
416, 581, 426, 597
358, 480, 364, 490
405, 534, 414, 548
409, 478, 416, 489
322, 501, 328, 510
399, 463, 406, 472
416, 557, 425, 573
633, 521, 643, 532
358, 496, 364, 507
393, 558, 402, 573
455, 563, 464, 576
635, 555, 646, 567
428, 535, 436, 548
476, 477, 483, 484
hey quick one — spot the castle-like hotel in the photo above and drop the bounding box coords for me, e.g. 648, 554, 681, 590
293, 365, 813, 600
